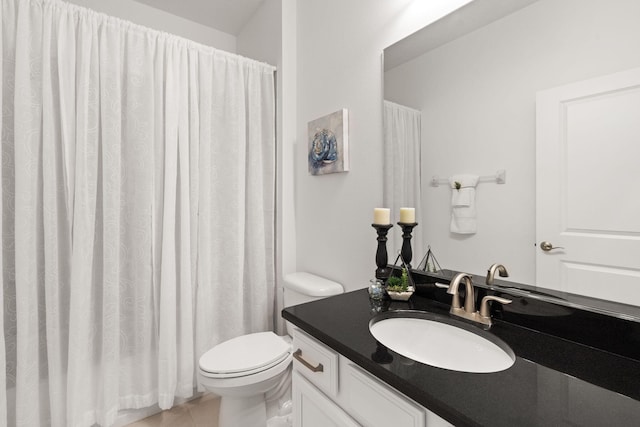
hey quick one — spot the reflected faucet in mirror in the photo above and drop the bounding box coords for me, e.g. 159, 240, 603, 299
486, 263, 509, 286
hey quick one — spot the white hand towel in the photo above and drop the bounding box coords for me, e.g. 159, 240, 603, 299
449, 174, 479, 234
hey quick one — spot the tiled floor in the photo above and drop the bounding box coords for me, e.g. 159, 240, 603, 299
126, 394, 220, 427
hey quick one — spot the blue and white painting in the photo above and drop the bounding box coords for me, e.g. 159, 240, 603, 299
308, 109, 349, 175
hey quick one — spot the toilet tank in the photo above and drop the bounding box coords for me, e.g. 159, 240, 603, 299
283, 272, 343, 335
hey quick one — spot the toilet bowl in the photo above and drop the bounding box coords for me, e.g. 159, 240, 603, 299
197, 272, 343, 427
198, 332, 293, 427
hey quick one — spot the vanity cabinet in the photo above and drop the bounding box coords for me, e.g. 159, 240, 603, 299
293, 371, 360, 427
292, 328, 452, 427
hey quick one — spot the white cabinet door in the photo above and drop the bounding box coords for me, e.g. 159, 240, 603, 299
346, 363, 426, 427
293, 371, 360, 427
536, 67, 640, 304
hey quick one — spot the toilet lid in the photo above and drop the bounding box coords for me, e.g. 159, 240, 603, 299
199, 332, 291, 376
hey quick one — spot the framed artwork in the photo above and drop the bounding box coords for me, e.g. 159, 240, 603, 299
308, 109, 349, 175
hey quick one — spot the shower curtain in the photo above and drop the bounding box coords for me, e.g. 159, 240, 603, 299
383, 100, 423, 261
0, 0, 276, 426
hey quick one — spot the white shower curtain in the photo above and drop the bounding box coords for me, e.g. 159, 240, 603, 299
383, 100, 423, 262
0, 0, 276, 426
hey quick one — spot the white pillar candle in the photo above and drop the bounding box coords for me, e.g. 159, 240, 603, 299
373, 208, 391, 225
399, 207, 415, 223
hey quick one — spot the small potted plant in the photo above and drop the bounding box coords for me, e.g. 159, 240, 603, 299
385, 267, 414, 301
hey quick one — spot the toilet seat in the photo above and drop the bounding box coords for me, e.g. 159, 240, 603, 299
199, 332, 291, 379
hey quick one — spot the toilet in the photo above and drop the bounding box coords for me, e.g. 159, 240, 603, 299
198, 272, 344, 427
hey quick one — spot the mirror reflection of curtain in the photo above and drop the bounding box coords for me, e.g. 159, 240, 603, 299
383, 100, 423, 262
1, 0, 275, 425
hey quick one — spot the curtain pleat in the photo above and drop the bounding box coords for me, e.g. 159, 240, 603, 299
1, 0, 276, 425
0, 2, 7, 425
13, 2, 48, 424
1, 1, 17, 426
41, 5, 72, 427
383, 100, 423, 260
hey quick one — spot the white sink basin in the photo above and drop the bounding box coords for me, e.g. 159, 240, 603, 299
369, 311, 515, 373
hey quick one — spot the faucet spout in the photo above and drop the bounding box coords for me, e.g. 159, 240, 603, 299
486, 263, 509, 286
448, 269, 513, 327
447, 273, 476, 314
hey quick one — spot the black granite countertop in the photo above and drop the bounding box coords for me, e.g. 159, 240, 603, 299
282, 289, 640, 427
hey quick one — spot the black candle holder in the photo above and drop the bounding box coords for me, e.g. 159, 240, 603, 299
398, 222, 418, 270
372, 223, 393, 281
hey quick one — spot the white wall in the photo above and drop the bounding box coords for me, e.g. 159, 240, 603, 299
295, 0, 473, 292
384, 0, 640, 284
237, 1, 280, 64
66, 0, 236, 50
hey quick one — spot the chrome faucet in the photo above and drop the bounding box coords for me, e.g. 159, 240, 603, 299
448, 272, 512, 326
486, 263, 509, 286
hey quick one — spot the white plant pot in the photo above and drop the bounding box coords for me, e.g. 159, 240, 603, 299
386, 288, 414, 301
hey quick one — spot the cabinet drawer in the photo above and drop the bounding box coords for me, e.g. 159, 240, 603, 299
292, 329, 339, 397
346, 364, 425, 427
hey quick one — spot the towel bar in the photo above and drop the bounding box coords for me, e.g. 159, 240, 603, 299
431, 169, 506, 187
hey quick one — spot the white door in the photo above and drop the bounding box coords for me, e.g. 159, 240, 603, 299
536, 67, 640, 305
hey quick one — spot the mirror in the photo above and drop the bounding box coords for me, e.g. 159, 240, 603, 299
383, 0, 640, 316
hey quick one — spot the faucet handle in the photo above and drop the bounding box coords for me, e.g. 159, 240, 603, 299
479, 295, 512, 318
